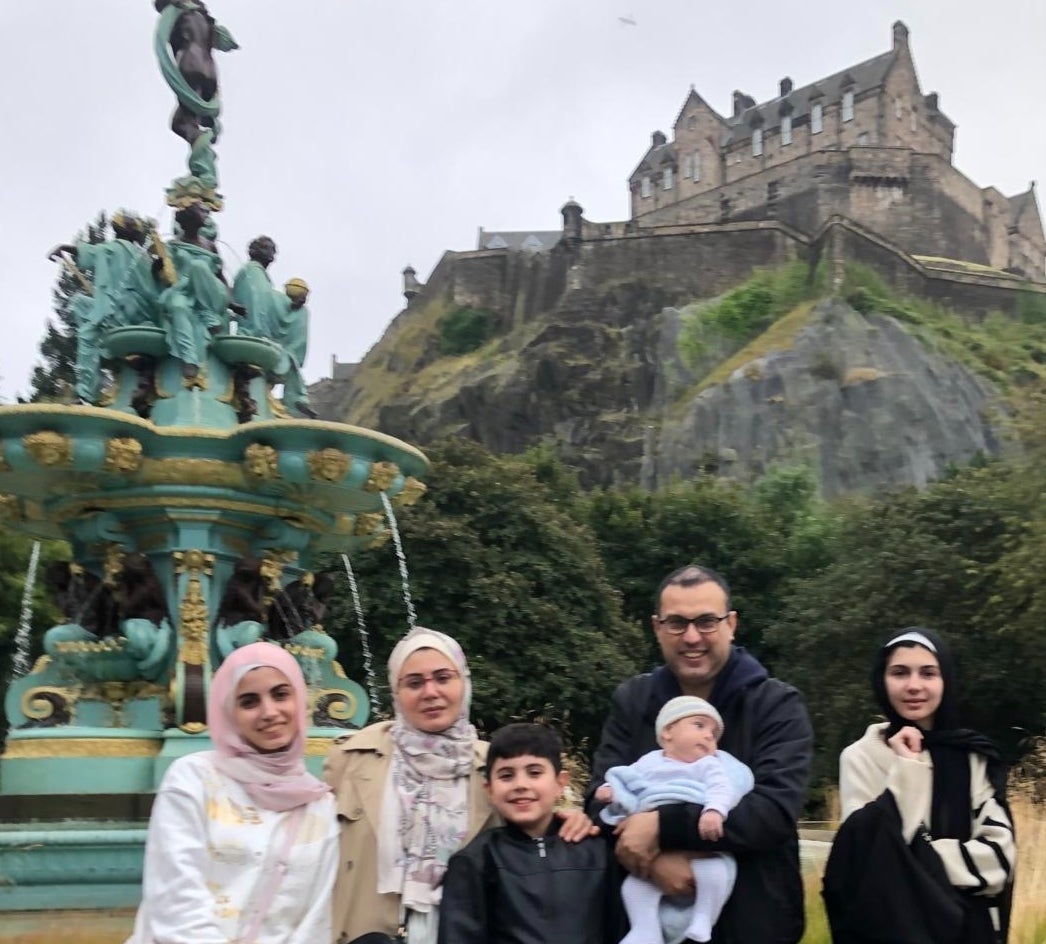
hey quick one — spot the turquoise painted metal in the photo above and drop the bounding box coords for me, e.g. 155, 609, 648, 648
0, 1, 428, 919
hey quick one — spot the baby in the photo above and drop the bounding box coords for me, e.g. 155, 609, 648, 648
596, 696, 754, 944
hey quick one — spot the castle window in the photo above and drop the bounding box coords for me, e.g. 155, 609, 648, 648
662, 167, 673, 190
910, 109, 917, 132
857, 131, 870, 145
682, 154, 691, 179
842, 90, 854, 122
781, 115, 792, 145
811, 103, 823, 134
895, 97, 903, 118
687, 115, 697, 130
693, 152, 701, 181
752, 128, 763, 156
641, 176, 651, 199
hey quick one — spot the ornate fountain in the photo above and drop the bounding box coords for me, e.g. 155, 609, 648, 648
0, 1, 425, 919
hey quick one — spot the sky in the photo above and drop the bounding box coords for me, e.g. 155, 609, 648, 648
1, 0, 1043, 401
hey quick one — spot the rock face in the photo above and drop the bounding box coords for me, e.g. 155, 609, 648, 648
314, 251, 1012, 496
649, 300, 1006, 495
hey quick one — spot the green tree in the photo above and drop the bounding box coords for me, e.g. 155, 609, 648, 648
30, 212, 107, 402
320, 438, 643, 750
582, 466, 835, 665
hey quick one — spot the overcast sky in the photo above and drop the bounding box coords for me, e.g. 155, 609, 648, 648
1, 0, 1043, 401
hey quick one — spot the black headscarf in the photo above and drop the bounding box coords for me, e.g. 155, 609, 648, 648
870, 627, 1005, 841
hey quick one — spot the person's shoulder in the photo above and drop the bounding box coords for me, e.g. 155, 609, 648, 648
841, 722, 890, 761
612, 671, 655, 701
330, 720, 394, 754
452, 823, 503, 863
157, 749, 216, 791
759, 675, 805, 699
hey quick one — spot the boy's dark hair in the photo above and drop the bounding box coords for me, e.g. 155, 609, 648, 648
485, 722, 563, 778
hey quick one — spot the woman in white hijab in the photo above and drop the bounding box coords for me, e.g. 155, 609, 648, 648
325, 626, 593, 944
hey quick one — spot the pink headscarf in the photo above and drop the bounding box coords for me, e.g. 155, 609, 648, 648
207, 641, 329, 812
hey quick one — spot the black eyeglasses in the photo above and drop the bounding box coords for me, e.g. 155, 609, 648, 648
656, 613, 731, 635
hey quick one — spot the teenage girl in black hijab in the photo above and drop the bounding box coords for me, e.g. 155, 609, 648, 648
824, 628, 1015, 943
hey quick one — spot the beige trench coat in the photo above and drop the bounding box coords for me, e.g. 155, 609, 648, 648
322, 720, 499, 943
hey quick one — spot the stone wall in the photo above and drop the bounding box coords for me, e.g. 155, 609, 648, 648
628, 149, 1029, 272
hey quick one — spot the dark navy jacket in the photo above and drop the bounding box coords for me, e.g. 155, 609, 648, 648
586, 648, 814, 944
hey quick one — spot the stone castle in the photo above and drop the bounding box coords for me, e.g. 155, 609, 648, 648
620, 21, 1043, 280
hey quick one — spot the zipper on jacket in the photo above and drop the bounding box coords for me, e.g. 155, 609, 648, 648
536, 837, 547, 858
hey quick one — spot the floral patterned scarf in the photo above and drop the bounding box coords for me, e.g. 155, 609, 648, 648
376, 629, 477, 923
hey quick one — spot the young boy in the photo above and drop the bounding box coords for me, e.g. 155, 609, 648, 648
595, 696, 754, 944
438, 722, 619, 944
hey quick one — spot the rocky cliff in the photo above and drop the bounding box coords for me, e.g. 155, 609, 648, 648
314, 231, 1036, 496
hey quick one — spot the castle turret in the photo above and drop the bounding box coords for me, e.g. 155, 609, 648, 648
402, 265, 423, 303
561, 197, 584, 252
892, 20, 909, 51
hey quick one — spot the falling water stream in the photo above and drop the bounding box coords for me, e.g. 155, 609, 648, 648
12, 541, 41, 678
379, 491, 417, 630
340, 553, 379, 714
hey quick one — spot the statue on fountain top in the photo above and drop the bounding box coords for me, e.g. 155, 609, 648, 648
47, 213, 162, 404
154, 0, 238, 211
231, 237, 316, 417
158, 204, 230, 379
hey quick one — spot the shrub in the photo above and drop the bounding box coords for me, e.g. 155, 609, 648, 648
438, 307, 495, 356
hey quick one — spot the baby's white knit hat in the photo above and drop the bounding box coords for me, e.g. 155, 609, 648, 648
655, 696, 723, 744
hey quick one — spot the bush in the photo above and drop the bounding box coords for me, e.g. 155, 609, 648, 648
678, 262, 812, 367
438, 307, 495, 356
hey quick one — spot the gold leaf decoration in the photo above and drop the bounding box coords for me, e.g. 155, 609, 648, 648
395, 476, 428, 507
104, 437, 143, 474
353, 512, 384, 536
23, 431, 73, 467
364, 461, 399, 493
306, 448, 350, 483
174, 549, 215, 666
243, 443, 279, 480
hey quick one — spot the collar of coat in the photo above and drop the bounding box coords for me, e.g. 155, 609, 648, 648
332, 719, 489, 769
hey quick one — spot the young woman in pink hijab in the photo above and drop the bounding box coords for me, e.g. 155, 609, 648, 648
127, 641, 338, 944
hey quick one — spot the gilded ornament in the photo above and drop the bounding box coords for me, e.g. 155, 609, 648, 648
140, 457, 246, 489
395, 476, 428, 507
306, 737, 341, 757
21, 686, 79, 722
306, 447, 350, 483
53, 637, 128, 654
353, 512, 384, 536
179, 721, 207, 734
284, 643, 327, 660
104, 437, 144, 474
364, 461, 399, 493
2, 737, 160, 759
243, 443, 279, 480
23, 430, 74, 467
29, 655, 52, 675
98, 377, 120, 407
174, 549, 214, 666
309, 688, 359, 721
104, 545, 126, 588
267, 390, 290, 418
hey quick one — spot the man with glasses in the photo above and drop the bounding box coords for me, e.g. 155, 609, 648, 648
586, 564, 813, 944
